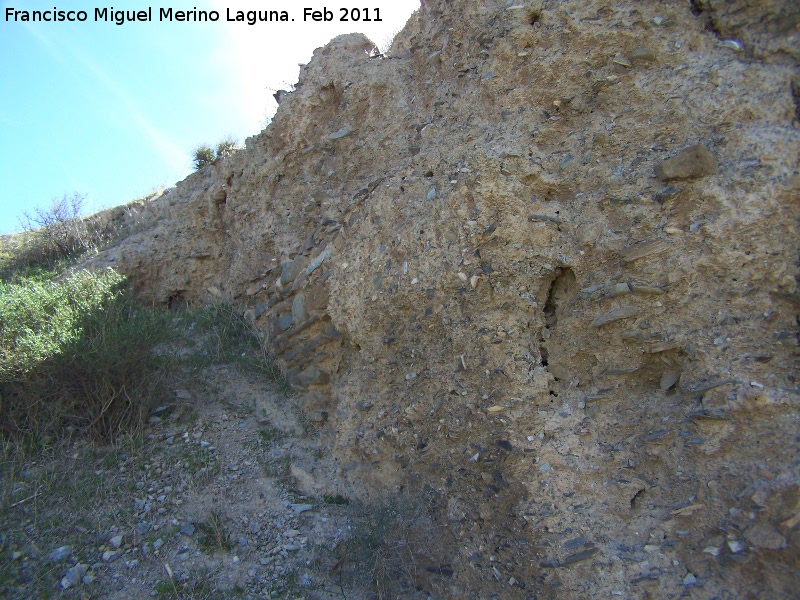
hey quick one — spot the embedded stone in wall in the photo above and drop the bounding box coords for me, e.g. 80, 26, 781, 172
294, 365, 330, 389
277, 314, 293, 331
280, 259, 306, 285
655, 144, 718, 182
292, 293, 308, 323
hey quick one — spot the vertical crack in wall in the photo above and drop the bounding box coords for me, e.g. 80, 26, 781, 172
540, 267, 576, 390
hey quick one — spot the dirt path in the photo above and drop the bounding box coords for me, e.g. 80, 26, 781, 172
1, 363, 427, 599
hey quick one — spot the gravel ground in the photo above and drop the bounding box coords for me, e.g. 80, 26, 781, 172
0, 363, 424, 600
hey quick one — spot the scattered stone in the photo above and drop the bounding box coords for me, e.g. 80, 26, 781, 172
655, 145, 717, 181
727, 540, 744, 553
152, 538, 164, 551
60, 564, 88, 589
180, 523, 196, 537
102, 550, 121, 563
49, 546, 72, 562
108, 535, 123, 549
290, 503, 314, 514
683, 573, 697, 586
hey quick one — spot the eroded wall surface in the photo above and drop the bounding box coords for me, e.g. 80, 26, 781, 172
92, 1, 799, 596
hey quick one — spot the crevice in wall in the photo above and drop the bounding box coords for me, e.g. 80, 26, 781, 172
539, 267, 577, 382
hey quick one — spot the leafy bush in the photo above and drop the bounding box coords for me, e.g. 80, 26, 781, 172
0, 269, 171, 442
192, 145, 215, 170
215, 138, 239, 160
0, 269, 123, 380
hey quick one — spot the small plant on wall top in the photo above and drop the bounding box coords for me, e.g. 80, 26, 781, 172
192, 137, 240, 170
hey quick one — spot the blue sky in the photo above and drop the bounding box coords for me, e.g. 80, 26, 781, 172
0, 1, 419, 233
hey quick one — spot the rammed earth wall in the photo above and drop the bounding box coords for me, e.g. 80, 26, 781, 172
88, 1, 800, 597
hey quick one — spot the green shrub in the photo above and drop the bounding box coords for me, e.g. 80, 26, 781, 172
0, 269, 171, 442
192, 138, 240, 171
0, 269, 124, 379
192, 145, 215, 170
215, 138, 239, 160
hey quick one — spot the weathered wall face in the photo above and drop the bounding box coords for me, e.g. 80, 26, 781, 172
91, 0, 799, 597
